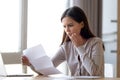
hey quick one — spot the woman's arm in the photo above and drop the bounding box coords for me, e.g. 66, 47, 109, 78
52, 46, 66, 67
76, 38, 104, 76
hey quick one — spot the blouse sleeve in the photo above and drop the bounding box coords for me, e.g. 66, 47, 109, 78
51, 46, 66, 67
76, 38, 104, 76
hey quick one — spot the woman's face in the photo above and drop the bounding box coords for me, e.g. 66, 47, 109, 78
62, 16, 84, 37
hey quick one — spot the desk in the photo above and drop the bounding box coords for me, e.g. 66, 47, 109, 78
1, 75, 120, 80
33, 76, 120, 80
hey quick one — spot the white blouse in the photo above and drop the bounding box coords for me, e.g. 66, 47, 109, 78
52, 37, 104, 77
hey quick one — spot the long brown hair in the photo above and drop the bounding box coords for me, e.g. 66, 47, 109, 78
60, 6, 95, 45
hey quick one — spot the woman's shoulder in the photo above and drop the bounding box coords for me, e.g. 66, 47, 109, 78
87, 37, 103, 44
87, 37, 105, 51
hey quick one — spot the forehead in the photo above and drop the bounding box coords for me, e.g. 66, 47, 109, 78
61, 16, 75, 24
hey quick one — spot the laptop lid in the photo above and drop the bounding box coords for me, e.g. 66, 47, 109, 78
0, 52, 33, 77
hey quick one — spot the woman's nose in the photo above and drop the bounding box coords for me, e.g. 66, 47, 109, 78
66, 26, 70, 32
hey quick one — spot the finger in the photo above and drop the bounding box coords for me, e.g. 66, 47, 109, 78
71, 33, 78, 43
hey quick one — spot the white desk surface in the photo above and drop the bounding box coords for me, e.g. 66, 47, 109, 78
1, 75, 120, 80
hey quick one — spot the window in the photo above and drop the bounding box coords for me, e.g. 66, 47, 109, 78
102, 0, 117, 77
0, 0, 69, 74
27, 0, 68, 56
0, 0, 22, 74
0, 0, 20, 52
27, 0, 68, 74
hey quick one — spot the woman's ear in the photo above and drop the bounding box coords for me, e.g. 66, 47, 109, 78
81, 21, 84, 28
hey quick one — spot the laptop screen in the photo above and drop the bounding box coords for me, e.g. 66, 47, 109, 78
0, 52, 7, 77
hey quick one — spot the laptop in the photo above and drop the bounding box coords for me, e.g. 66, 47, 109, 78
0, 52, 33, 77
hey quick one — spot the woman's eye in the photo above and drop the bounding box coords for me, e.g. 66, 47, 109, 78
63, 24, 73, 28
68, 24, 73, 27
63, 26, 66, 28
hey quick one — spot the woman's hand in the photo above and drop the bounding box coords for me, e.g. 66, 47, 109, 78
69, 33, 85, 47
22, 56, 43, 75
22, 56, 31, 66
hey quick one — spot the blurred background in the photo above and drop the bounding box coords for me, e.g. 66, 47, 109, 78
0, 0, 120, 78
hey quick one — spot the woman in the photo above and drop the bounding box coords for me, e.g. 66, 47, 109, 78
22, 6, 104, 77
